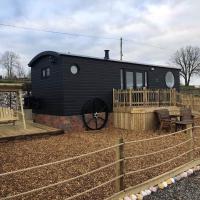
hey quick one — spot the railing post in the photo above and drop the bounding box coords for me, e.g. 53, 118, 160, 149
19, 90, 26, 129
173, 89, 177, 106
143, 87, 147, 106
170, 89, 172, 106
116, 138, 125, 192
113, 88, 115, 108
129, 88, 132, 107
158, 89, 160, 107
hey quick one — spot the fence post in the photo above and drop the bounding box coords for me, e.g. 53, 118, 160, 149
116, 138, 124, 192
186, 126, 194, 161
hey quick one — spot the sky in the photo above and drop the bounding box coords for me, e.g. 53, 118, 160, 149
0, 0, 200, 85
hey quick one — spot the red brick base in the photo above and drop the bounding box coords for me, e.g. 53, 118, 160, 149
33, 113, 113, 132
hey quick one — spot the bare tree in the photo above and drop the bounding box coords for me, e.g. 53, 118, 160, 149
15, 63, 26, 78
0, 51, 25, 79
27, 68, 31, 79
0, 51, 19, 78
171, 46, 200, 86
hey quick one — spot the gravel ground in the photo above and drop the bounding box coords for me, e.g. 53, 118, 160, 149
1, 121, 200, 200
145, 171, 200, 200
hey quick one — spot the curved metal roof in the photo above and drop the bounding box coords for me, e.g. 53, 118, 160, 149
28, 51, 180, 69
28, 51, 59, 67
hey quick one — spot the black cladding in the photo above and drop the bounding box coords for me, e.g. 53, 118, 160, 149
29, 51, 180, 116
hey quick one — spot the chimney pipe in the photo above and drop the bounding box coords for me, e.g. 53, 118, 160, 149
104, 50, 110, 59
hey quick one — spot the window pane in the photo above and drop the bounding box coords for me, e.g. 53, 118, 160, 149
136, 72, 143, 88
145, 72, 148, 87
126, 71, 133, 89
46, 68, 50, 77
120, 69, 123, 89
42, 69, 46, 77
165, 71, 174, 88
70, 65, 78, 74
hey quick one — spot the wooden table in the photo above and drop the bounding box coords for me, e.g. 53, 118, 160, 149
170, 114, 180, 120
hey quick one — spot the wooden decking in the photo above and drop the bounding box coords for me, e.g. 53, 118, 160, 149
0, 120, 63, 140
113, 106, 179, 131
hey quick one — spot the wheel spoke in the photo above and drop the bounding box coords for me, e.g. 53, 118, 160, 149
98, 116, 105, 121
86, 118, 94, 125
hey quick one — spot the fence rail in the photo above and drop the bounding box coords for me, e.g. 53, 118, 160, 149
1, 126, 200, 200
113, 88, 200, 113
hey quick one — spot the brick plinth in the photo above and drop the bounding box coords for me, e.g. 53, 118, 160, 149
33, 113, 113, 132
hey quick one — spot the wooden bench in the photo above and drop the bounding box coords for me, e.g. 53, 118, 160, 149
0, 107, 18, 125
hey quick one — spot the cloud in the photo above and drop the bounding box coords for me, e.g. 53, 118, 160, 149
0, 0, 200, 84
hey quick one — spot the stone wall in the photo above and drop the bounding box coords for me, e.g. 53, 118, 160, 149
33, 113, 113, 132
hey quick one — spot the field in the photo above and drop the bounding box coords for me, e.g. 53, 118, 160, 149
1, 120, 200, 200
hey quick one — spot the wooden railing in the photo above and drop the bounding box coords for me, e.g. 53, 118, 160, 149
113, 88, 200, 112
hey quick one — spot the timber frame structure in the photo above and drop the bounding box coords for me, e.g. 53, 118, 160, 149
0, 83, 26, 129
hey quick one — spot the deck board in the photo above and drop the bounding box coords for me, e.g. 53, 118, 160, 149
0, 120, 63, 140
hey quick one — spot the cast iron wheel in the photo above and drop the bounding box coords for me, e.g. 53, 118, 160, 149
82, 98, 109, 130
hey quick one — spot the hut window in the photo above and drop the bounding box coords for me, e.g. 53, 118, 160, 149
165, 71, 175, 88
70, 65, 79, 75
41, 67, 50, 79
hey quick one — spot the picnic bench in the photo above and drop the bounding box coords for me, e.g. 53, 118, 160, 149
0, 107, 18, 125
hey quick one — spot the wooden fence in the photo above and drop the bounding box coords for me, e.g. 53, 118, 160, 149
113, 88, 200, 113
177, 93, 200, 113
180, 87, 200, 97
1, 127, 200, 200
